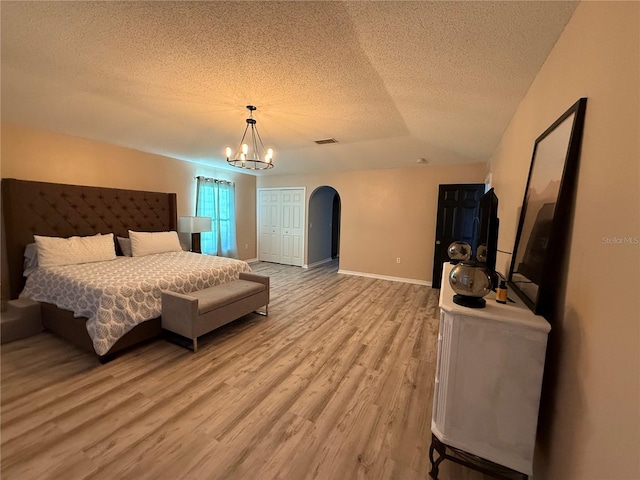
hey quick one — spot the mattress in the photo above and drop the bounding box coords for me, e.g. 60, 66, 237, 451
20, 251, 251, 355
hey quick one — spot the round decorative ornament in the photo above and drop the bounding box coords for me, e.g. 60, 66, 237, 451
447, 241, 471, 264
449, 260, 493, 308
476, 244, 488, 263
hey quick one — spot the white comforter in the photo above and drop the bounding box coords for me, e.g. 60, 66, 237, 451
20, 252, 252, 355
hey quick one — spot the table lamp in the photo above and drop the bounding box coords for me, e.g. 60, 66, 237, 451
178, 216, 212, 254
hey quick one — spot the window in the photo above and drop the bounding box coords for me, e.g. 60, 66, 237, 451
195, 177, 238, 258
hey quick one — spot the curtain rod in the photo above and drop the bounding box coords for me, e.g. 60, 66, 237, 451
195, 176, 234, 185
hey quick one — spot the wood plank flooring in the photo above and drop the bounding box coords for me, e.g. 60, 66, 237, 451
1, 261, 487, 480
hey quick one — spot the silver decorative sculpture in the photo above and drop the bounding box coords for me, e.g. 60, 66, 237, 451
449, 260, 494, 308
447, 241, 471, 264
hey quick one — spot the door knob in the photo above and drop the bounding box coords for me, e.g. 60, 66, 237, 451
436, 240, 441, 245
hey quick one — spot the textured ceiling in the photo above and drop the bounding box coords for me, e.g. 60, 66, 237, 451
1, 1, 578, 176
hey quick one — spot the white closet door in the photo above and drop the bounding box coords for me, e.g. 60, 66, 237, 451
258, 189, 281, 263
267, 190, 282, 263
257, 188, 305, 266
280, 189, 304, 266
258, 190, 270, 262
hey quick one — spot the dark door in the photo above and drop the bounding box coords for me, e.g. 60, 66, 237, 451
432, 184, 485, 288
331, 193, 341, 258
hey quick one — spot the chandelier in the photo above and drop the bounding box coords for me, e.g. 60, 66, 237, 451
225, 105, 274, 170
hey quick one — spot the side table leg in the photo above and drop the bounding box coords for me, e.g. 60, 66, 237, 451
429, 435, 446, 479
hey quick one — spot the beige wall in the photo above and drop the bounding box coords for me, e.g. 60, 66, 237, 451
0, 123, 257, 261
258, 164, 487, 283
488, 2, 639, 478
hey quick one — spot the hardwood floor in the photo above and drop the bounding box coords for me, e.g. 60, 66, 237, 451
1, 261, 487, 480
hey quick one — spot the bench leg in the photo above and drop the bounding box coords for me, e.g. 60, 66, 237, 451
193, 337, 198, 353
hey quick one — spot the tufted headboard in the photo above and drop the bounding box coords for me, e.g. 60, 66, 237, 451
1, 178, 177, 300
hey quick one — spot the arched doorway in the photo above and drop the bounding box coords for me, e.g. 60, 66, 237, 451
307, 186, 341, 268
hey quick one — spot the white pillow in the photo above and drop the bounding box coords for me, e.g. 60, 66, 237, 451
129, 230, 182, 257
34, 233, 116, 268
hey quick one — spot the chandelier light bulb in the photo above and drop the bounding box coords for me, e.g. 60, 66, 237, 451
242, 144, 248, 155
225, 147, 232, 159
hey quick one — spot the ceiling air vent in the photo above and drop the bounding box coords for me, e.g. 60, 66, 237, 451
314, 138, 338, 145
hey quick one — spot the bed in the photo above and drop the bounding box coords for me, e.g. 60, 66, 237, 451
1, 178, 249, 361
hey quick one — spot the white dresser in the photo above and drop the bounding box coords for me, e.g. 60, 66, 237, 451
431, 263, 550, 476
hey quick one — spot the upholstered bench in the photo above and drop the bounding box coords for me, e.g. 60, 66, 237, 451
161, 272, 269, 352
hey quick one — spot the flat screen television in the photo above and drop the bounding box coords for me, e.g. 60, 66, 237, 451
476, 188, 499, 285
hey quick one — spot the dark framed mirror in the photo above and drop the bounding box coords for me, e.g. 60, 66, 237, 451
508, 98, 587, 317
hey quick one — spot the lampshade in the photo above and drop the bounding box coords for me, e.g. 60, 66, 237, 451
179, 216, 212, 233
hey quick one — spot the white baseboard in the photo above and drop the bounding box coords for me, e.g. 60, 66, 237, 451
304, 257, 334, 269
244, 258, 259, 264
337, 269, 431, 286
